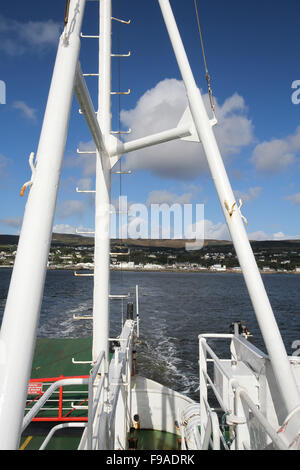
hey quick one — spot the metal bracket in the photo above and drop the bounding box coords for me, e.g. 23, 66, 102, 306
20, 152, 37, 197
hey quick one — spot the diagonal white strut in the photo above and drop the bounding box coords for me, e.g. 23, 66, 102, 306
75, 62, 107, 159
158, 0, 300, 433
0, 0, 87, 449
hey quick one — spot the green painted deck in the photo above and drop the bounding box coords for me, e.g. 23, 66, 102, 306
20, 425, 83, 450
128, 429, 179, 451
25, 337, 92, 422
21, 338, 179, 451
31, 337, 92, 379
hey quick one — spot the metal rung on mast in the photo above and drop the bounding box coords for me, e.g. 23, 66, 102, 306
109, 294, 130, 300
74, 272, 94, 277
75, 229, 95, 235
111, 17, 131, 25
111, 129, 131, 135
111, 52, 131, 58
110, 250, 130, 256
111, 89, 130, 95
83, 73, 100, 77
112, 170, 132, 174
76, 188, 96, 193
80, 33, 100, 39
73, 314, 93, 320
79, 109, 98, 115
76, 149, 96, 154
72, 358, 92, 364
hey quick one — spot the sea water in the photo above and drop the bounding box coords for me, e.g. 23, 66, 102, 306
1, 268, 299, 401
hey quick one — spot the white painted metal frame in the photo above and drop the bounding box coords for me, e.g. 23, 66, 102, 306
1, 0, 299, 451
157, 0, 300, 444
77, 319, 135, 450
20, 349, 106, 451
198, 333, 290, 450
92, 0, 112, 368
0, 0, 87, 449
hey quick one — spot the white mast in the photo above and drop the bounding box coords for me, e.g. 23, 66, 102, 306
0, 0, 87, 449
92, 0, 112, 366
157, 0, 300, 422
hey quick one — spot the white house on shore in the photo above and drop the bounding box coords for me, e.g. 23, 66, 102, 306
210, 264, 226, 272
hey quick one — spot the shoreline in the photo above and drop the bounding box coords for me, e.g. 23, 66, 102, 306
1, 265, 299, 274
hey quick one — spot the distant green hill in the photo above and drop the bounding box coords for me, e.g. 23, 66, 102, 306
1, 233, 300, 251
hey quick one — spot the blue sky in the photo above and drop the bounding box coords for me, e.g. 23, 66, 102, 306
0, 0, 299, 241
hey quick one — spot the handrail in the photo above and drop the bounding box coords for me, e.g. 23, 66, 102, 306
22, 377, 89, 432
22, 350, 105, 451
39, 422, 87, 450
200, 339, 232, 381
87, 351, 105, 449
105, 320, 135, 449
25, 374, 90, 422
109, 327, 134, 426
236, 386, 289, 450
32, 321, 135, 450
77, 320, 135, 450
198, 333, 290, 450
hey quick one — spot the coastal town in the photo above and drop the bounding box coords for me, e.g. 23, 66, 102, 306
1, 234, 300, 273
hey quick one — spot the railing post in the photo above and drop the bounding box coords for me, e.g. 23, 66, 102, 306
233, 385, 250, 450
87, 376, 93, 450
199, 337, 208, 447
136, 285, 140, 338
58, 375, 64, 420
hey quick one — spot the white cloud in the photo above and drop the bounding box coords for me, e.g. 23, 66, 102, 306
187, 218, 299, 242
251, 125, 300, 173
77, 178, 93, 191
57, 200, 86, 219
213, 93, 254, 155
233, 186, 262, 203
273, 232, 286, 240
146, 189, 193, 206
121, 79, 254, 180
285, 193, 300, 205
0, 15, 60, 55
0, 217, 22, 228
53, 224, 94, 236
0, 154, 9, 178
247, 230, 300, 241
64, 140, 96, 176
247, 230, 270, 241
13, 101, 37, 121
19, 20, 60, 47
185, 219, 230, 241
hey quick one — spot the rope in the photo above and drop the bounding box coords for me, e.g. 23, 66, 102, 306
193, 0, 215, 116
64, 0, 71, 27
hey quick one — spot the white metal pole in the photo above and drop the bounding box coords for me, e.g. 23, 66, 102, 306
136, 285, 140, 338
0, 0, 86, 449
92, 0, 112, 365
158, 0, 300, 416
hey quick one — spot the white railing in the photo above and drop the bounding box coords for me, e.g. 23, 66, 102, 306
21, 317, 136, 450
87, 351, 106, 449
233, 385, 288, 450
39, 422, 87, 450
106, 319, 135, 450
78, 318, 135, 450
198, 333, 289, 450
22, 350, 106, 450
